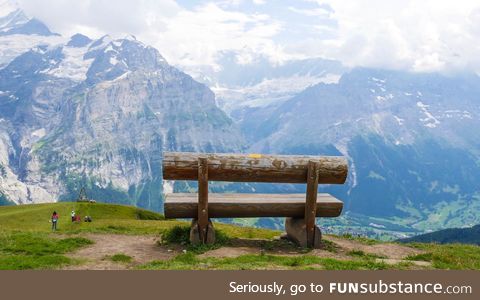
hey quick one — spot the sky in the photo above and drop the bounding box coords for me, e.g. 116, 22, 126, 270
2, 0, 480, 73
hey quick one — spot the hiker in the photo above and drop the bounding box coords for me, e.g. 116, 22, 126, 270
71, 210, 76, 222
51, 211, 59, 231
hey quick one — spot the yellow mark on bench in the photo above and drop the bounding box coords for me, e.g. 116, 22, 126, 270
248, 153, 263, 159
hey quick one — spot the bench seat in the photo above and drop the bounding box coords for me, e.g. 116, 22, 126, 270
164, 193, 343, 218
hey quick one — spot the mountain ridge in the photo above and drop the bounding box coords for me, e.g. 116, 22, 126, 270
399, 224, 480, 245
0, 13, 244, 209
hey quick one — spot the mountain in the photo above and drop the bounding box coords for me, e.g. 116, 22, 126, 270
239, 68, 480, 238
0, 6, 63, 68
0, 9, 58, 37
398, 224, 480, 245
1, 6, 479, 240
0, 14, 244, 210
183, 51, 346, 120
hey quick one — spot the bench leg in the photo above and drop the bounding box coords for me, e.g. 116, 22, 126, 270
285, 217, 322, 249
190, 219, 216, 245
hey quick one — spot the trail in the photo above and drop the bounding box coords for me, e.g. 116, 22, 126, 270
61, 233, 430, 270
63, 234, 180, 270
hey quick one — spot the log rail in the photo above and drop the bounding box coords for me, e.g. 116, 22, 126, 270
163, 152, 348, 184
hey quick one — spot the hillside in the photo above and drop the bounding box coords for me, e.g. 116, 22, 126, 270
398, 224, 480, 245
0, 8, 243, 210
238, 68, 480, 237
1, 203, 479, 270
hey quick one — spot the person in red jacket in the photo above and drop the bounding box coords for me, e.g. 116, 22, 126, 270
51, 211, 59, 231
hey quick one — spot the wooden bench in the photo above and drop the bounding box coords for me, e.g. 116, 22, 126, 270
162, 152, 348, 248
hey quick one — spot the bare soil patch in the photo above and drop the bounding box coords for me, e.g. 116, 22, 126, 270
326, 235, 425, 259
60, 233, 429, 269
62, 234, 180, 270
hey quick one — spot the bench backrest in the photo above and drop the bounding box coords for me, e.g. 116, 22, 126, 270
162, 152, 348, 184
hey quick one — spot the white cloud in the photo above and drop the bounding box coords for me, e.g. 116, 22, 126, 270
5, 0, 480, 73
12, 0, 284, 67
16, 0, 180, 37
287, 6, 331, 17
148, 3, 284, 67
252, 0, 266, 5
303, 0, 480, 72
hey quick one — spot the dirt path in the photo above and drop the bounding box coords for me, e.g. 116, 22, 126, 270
325, 235, 424, 259
198, 236, 430, 267
61, 233, 430, 269
63, 234, 180, 270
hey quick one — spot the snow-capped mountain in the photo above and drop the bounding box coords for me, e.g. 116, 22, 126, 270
0, 4, 63, 68
241, 68, 480, 236
0, 12, 243, 209
183, 51, 346, 119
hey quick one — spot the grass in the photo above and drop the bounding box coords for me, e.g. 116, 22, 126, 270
0, 202, 172, 234
160, 225, 231, 254
0, 202, 279, 269
321, 239, 340, 253
1, 202, 480, 270
135, 209, 164, 220
341, 233, 379, 245
347, 250, 387, 259
0, 232, 93, 269
406, 243, 480, 270
139, 252, 399, 270
0, 202, 277, 238
108, 254, 133, 263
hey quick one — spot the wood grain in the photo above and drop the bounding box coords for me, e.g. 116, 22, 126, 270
197, 157, 209, 243
305, 161, 319, 247
163, 152, 348, 184
164, 193, 343, 218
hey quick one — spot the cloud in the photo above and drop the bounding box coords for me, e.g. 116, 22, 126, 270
8, 0, 480, 73
252, 0, 266, 5
303, 0, 480, 72
149, 3, 283, 67
14, 0, 283, 67
17, 0, 180, 37
287, 6, 331, 17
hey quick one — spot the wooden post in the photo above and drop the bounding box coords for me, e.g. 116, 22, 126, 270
197, 157, 209, 243
305, 161, 319, 247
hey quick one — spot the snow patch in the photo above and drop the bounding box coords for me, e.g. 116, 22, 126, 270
369, 223, 386, 229
109, 56, 118, 65
43, 45, 93, 81
375, 93, 393, 102
394, 115, 404, 125
0, 34, 64, 67
417, 101, 440, 128
442, 109, 473, 120
214, 73, 341, 114
371, 77, 386, 83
